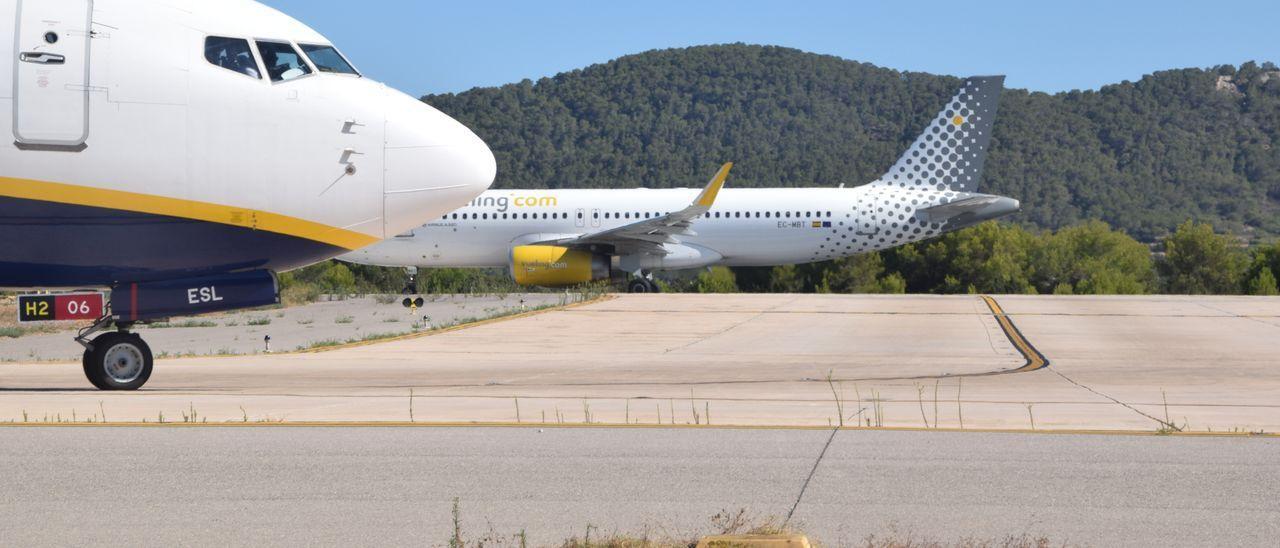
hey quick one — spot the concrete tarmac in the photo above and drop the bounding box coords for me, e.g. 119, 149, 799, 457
0, 294, 1277, 432
0, 427, 1276, 547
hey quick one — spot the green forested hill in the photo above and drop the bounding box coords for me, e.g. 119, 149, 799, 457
424, 44, 1280, 242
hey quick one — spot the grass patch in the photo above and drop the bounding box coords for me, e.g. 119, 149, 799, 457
0, 324, 64, 338
296, 318, 315, 325
446, 505, 803, 548
334, 315, 355, 324
859, 531, 1062, 548
247, 317, 272, 326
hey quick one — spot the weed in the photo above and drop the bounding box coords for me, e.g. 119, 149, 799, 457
450, 498, 464, 548
374, 294, 398, 305
335, 315, 355, 324
382, 317, 401, 323
916, 384, 930, 428
409, 388, 415, 423
826, 370, 844, 427
296, 318, 315, 326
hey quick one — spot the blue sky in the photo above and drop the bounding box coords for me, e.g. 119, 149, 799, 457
262, 0, 1278, 96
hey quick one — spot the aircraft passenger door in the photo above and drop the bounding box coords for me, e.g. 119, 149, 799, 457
13, 0, 94, 147
575, 208, 586, 228
591, 208, 601, 228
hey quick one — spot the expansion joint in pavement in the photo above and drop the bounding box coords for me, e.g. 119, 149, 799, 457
1050, 369, 1181, 431
785, 426, 840, 527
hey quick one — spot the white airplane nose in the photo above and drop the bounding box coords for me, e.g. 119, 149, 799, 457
382, 89, 496, 237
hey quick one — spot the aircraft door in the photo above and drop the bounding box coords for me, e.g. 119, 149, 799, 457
575, 208, 586, 228
13, 0, 93, 146
591, 208, 601, 228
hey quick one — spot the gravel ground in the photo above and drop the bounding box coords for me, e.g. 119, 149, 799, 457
0, 293, 569, 362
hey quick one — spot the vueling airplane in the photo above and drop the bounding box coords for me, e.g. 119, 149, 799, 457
1, 0, 496, 389
344, 77, 1020, 293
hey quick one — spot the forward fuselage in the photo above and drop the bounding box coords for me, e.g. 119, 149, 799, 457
0, 0, 495, 288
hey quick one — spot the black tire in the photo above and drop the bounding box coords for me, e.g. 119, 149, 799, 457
83, 332, 153, 391
628, 279, 652, 293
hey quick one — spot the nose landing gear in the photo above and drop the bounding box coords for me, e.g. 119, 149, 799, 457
401, 267, 419, 295
76, 316, 154, 391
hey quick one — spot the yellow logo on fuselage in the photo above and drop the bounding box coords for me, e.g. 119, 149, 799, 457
468, 195, 558, 212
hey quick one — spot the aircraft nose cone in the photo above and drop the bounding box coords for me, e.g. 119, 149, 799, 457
382, 89, 495, 237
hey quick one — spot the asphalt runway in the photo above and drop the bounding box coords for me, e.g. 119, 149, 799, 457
0, 427, 1276, 547
1, 294, 1278, 432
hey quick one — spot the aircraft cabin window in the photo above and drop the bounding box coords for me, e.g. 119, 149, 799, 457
256, 40, 313, 82
205, 37, 261, 79
298, 44, 360, 76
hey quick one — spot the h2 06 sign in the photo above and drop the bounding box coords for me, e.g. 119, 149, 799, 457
18, 293, 104, 323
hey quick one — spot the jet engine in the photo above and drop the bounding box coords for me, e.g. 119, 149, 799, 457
510, 246, 610, 287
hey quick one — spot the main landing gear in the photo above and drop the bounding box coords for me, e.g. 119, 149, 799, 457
627, 273, 661, 294
76, 316, 153, 391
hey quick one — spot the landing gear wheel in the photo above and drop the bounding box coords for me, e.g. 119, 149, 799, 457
628, 279, 653, 294
82, 332, 153, 391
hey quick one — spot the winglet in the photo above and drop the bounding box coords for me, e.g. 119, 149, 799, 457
694, 163, 733, 208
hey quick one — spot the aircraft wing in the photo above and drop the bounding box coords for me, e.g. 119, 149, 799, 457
533, 163, 733, 256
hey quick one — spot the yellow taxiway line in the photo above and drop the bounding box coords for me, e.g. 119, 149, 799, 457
982, 295, 1050, 373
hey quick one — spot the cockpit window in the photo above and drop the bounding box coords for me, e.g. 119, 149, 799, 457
255, 40, 313, 82
205, 37, 260, 79
299, 44, 360, 76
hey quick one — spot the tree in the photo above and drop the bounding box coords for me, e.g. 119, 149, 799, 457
319, 262, 357, 295
1160, 221, 1245, 294
768, 264, 805, 293
695, 267, 739, 293
885, 222, 1036, 294
1243, 241, 1280, 293
1247, 268, 1279, 296
816, 253, 905, 294
1030, 220, 1155, 295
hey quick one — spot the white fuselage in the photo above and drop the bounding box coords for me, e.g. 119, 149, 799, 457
0, 0, 495, 288
345, 185, 952, 270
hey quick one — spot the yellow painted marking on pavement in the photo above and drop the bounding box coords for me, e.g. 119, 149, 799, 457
0, 175, 379, 250
982, 295, 1049, 373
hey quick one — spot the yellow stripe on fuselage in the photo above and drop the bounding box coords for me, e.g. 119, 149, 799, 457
0, 176, 379, 250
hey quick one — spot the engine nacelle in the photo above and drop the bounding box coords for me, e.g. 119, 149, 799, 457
510, 246, 610, 287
